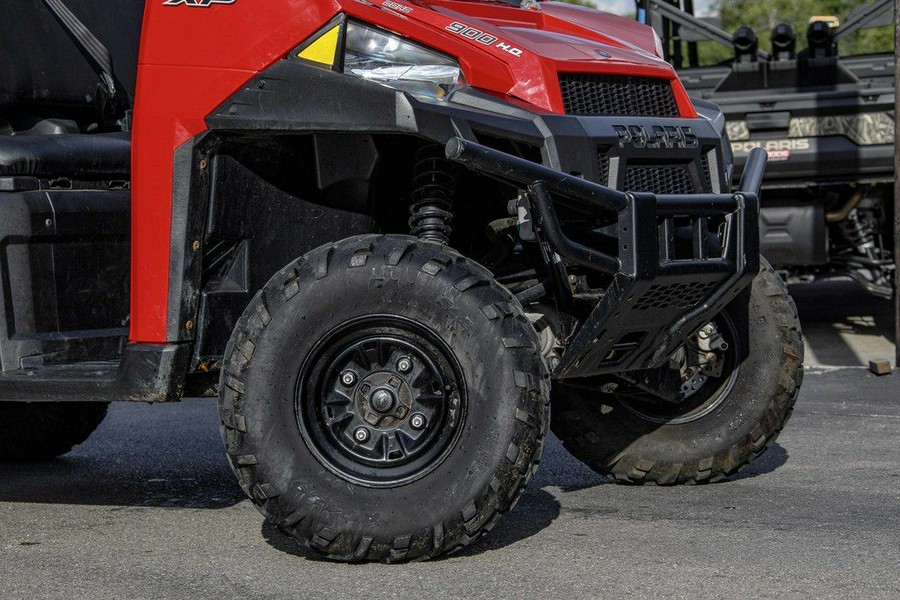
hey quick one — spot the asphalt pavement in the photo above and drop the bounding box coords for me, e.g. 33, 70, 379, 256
0, 279, 898, 599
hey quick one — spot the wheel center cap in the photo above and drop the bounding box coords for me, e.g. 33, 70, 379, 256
370, 388, 396, 413
353, 371, 414, 429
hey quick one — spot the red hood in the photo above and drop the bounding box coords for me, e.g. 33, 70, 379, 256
440, 0, 663, 62
359, 0, 694, 116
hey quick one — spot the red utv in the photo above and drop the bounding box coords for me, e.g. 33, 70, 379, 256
0, 0, 802, 561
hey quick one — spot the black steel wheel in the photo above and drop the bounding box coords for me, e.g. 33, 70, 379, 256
551, 260, 803, 485
219, 235, 549, 562
298, 316, 466, 487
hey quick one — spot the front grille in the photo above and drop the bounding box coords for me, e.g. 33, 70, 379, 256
700, 153, 714, 193
633, 281, 719, 311
624, 165, 695, 195
597, 146, 611, 186
560, 74, 680, 117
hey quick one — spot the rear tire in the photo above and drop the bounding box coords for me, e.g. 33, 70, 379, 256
219, 235, 549, 561
0, 402, 109, 462
551, 261, 803, 484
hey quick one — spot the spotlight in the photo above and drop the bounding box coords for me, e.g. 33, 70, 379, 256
732, 26, 759, 63
807, 20, 837, 59
771, 23, 796, 60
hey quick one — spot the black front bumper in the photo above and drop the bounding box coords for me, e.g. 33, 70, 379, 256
447, 138, 765, 379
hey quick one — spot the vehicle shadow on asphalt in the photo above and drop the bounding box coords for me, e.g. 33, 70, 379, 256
259, 486, 564, 562
0, 405, 789, 544
259, 438, 585, 560
0, 455, 246, 509
790, 278, 896, 366
256, 440, 790, 561
728, 443, 789, 481
0, 400, 247, 509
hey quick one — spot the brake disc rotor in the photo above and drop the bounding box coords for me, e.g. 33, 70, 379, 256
618, 316, 741, 425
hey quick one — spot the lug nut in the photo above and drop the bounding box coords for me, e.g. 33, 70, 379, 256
410, 413, 426, 430
397, 357, 412, 373
354, 427, 369, 443
341, 371, 357, 386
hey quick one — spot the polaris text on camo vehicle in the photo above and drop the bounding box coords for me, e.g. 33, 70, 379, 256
0, 0, 802, 561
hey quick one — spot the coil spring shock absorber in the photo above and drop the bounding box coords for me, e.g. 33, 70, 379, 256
840, 208, 877, 256
409, 145, 458, 245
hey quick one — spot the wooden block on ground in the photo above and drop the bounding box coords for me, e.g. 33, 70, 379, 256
868, 359, 893, 376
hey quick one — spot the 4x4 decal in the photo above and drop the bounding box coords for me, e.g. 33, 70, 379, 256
163, 0, 235, 7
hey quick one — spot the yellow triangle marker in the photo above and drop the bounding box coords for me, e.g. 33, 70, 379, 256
298, 25, 340, 66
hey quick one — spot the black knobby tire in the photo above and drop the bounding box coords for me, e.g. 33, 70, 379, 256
0, 402, 109, 462
551, 262, 803, 485
219, 234, 549, 561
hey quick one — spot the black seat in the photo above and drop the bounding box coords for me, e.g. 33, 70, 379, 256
0, 133, 131, 179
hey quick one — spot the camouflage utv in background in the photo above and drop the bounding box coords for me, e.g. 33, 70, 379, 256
639, 0, 896, 298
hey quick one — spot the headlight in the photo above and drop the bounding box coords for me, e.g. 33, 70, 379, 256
344, 22, 465, 100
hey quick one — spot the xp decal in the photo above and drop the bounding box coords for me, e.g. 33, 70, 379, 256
163, 0, 235, 7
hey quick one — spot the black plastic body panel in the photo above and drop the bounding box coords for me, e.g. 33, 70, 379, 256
0, 183, 129, 372
191, 140, 375, 367
733, 138, 894, 188
759, 204, 828, 267
165, 138, 210, 343
0, 180, 189, 403
0, 342, 190, 404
